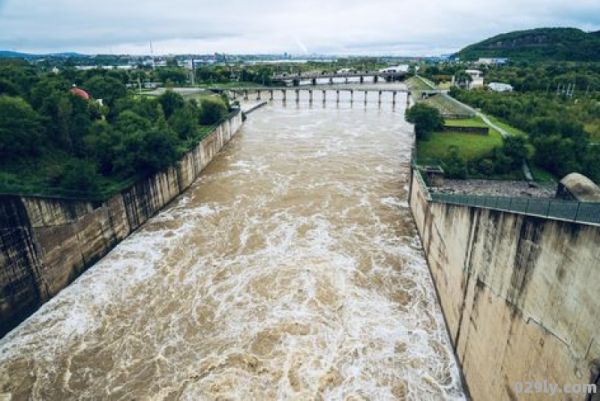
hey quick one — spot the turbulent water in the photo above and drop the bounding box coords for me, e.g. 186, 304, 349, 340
0, 90, 465, 401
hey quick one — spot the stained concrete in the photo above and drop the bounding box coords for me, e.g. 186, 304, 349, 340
410, 168, 600, 401
0, 112, 243, 336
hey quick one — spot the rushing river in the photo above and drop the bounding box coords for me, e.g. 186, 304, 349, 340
0, 89, 465, 401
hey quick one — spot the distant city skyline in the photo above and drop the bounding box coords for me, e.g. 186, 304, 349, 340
0, 0, 599, 56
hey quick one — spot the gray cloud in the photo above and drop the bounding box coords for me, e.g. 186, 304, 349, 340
0, 0, 599, 55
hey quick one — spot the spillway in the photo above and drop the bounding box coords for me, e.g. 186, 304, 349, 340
0, 92, 465, 401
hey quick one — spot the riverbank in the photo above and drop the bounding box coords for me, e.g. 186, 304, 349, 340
0, 111, 243, 336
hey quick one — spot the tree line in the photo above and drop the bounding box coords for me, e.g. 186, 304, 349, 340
450, 88, 600, 182
0, 59, 231, 197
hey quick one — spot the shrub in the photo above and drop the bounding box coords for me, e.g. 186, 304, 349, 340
200, 97, 228, 125
443, 146, 467, 179
405, 103, 444, 140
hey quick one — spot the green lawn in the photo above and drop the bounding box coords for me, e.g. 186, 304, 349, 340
445, 116, 487, 128
529, 165, 558, 183
417, 130, 504, 162
406, 77, 433, 91
485, 115, 527, 137
422, 94, 474, 117
195, 81, 268, 89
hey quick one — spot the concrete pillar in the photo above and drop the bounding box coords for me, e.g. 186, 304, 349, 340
350, 89, 354, 102
309, 89, 313, 103
322, 90, 326, 102
378, 90, 382, 103
374, 75, 379, 83
392, 91, 397, 105
269, 90, 274, 101
360, 76, 364, 84
312, 78, 317, 86
243, 90, 248, 100
336, 90, 340, 103
295, 89, 300, 102
364, 90, 368, 104
282, 89, 286, 101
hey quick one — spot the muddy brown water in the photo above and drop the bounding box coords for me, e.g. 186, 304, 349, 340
0, 90, 465, 401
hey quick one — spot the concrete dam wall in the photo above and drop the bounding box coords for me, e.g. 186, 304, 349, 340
0, 111, 243, 336
409, 169, 600, 401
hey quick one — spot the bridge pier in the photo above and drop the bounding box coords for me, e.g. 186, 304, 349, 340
281, 89, 286, 102
378, 90, 382, 103
374, 75, 379, 83
329, 77, 333, 85
269, 90, 274, 101
295, 89, 300, 102
256, 90, 261, 100
311, 78, 316, 86
322, 90, 327, 102
392, 91, 397, 105
243, 90, 248, 100
292, 79, 300, 87
345, 77, 348, 84
359, 76, 364, 84
364, 90, 368, 104
350, 89, 354, 103
309, 89, 313, 103
336, 90, 340, 103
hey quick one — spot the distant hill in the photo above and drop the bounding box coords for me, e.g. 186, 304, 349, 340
0, 50, 35, 58
0, 50, 84, 59
457, 28, 600, 62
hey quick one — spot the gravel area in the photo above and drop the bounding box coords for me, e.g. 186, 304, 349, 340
430, 179, 557, 198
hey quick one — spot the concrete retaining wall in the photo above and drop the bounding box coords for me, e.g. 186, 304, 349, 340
409, 169, 600, 401
0, 112, 243, 336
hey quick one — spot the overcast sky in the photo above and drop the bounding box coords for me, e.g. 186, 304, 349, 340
1, 0, 599, 56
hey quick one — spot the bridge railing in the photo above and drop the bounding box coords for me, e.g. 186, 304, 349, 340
429, 191, 600, 225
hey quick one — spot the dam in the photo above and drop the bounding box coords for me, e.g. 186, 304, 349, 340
0, 91, 466, 400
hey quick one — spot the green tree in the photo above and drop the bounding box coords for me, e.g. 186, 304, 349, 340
443, 146, 467, 179
199, 97, 228, 125
83, 75, 127, 106
0, 96, 46, 162
405, 103, 444, 140
169, 102, 199, 140
158, 90, 185, 119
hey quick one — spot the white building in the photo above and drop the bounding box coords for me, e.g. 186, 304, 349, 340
453, 69, 485, 89
465, 69, 484, 89
477, 57, 508, 66
488, 82, 513, 92
379, 65, 409, 74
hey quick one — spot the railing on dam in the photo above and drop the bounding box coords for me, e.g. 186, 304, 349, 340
430, 191, 600, 225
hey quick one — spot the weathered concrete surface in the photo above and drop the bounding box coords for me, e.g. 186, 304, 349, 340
410, 169, 600, 401
0, 112, 243, 336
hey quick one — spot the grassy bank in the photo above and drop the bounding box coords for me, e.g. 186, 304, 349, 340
417, 130, 504, 162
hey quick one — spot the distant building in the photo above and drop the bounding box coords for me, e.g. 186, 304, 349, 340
452, 69, 484, 89
379, 65, 409, 74
69, 86, 91, 100
488, 82, 513, 92
477, 57, 508, 66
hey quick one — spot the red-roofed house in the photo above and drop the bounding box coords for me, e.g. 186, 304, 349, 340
69, 87, 91, 100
